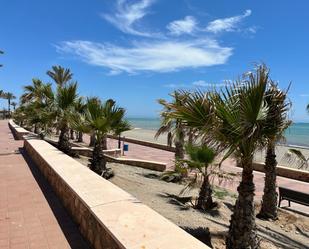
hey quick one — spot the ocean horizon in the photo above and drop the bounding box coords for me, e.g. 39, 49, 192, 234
127, 117, 309, 147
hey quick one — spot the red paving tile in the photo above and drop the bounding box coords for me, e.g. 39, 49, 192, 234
81, 133, 309, 214
0, 120, 91, 249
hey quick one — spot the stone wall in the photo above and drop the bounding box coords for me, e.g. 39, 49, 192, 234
71, 146, 122, 158
252, 162, 309, 183
108, 134, 176, 152
23, 138, 209, 249
105, 154, 166, 172
8, 119, 30, 140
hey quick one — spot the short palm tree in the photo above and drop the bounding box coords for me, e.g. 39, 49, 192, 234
86, 97, 102, 147
11, 102, 17, 111
0, 50, 3, 67
172, 65, 273, 249
3, 92, 16, 115
156, 91, 188, 160
21, 79, 51, 104
54, 82, 79, 154
71, 99, 128, 178
114, 120, 131, 149
74, 97, 86, 142
180, 145, 217, 210
257, 82, 291, 220
47, 65, 73, 87
20, 79, 54, 134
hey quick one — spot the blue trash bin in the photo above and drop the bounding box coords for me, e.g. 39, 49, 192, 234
123, 144, 129, 151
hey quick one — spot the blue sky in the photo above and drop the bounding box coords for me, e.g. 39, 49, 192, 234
0, 0, 309, 121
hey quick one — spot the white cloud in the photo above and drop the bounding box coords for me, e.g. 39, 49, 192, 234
164, 80, 229, 89
192, 80, 228, 88
102, 0, 156, 37
300, 94, 309, 97
205, 9, 252, 33
56, 39, 232, 74
167, 16, 197, 36
192, 80, 208, 86
164, 83, 188, 88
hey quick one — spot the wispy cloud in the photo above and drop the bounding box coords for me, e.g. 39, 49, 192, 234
58, 2, 255, 75
300, 94, 309, 97
102, 0, 156, 37
56, 40, 232, 74
205, 9, 252, 33
167, 16, 197, 36
164, 80, 230, 89
193, 80, 229, 88
164, 83, 188, 88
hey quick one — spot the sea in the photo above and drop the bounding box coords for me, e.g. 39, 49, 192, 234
127, 118, 309, 148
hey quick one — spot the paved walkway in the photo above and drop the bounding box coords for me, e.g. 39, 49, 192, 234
80, 134, 309, 214
0, 120, 91, 249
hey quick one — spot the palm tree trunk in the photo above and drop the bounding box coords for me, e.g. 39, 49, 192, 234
167, 132, 172, 147
188, 129, 194, 145
118, 134, 121, 149
8, 98, 10, 113
70, 129, 75, 140
78, 131, 83, 142
102, 135, 107, 150
91, 136, 106, 174
58, 126, 71, 154
34, 124, 38, 134
196, 174, 214, 210
258, 142, 278, 220
89, 133, 96, 147
175, 126, 185, 160
90, 135, 113, 179
226, 157, 259, 249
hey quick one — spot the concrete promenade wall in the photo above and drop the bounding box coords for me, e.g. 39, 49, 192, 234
22, 139, 209, 248
108, 134, 176, 152
104, 154, 167, 172
252, 162, 309, 183
43, 137, 165, 171
8, 119, 30, 140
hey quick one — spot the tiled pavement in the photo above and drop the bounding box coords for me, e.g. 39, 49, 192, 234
81, 134, 309, 214
0, 120, 91, 249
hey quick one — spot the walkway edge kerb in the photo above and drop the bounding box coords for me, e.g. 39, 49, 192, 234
9, 121, 209, 249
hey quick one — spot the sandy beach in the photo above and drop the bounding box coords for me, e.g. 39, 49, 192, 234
122, 128, 309, 171
74, 158, 309, 249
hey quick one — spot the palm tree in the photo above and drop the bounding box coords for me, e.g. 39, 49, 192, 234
20, 79, 54, 134
11, 102, 17, 111
156, 91, 187, 160
3, 92, 16, 115
74, 97, 86, 142
47, 65, 73, 87
257, 82, 291, 220
172, 65, 273, 249
114, 120, 131, 149
0, 50, 3, 67
180, 145, 217, 210
21, 79, 51, 104
86, 97, 101, 147
47, 66, 73, 135
71, 99, 127, 178
54, 82, 79, 154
